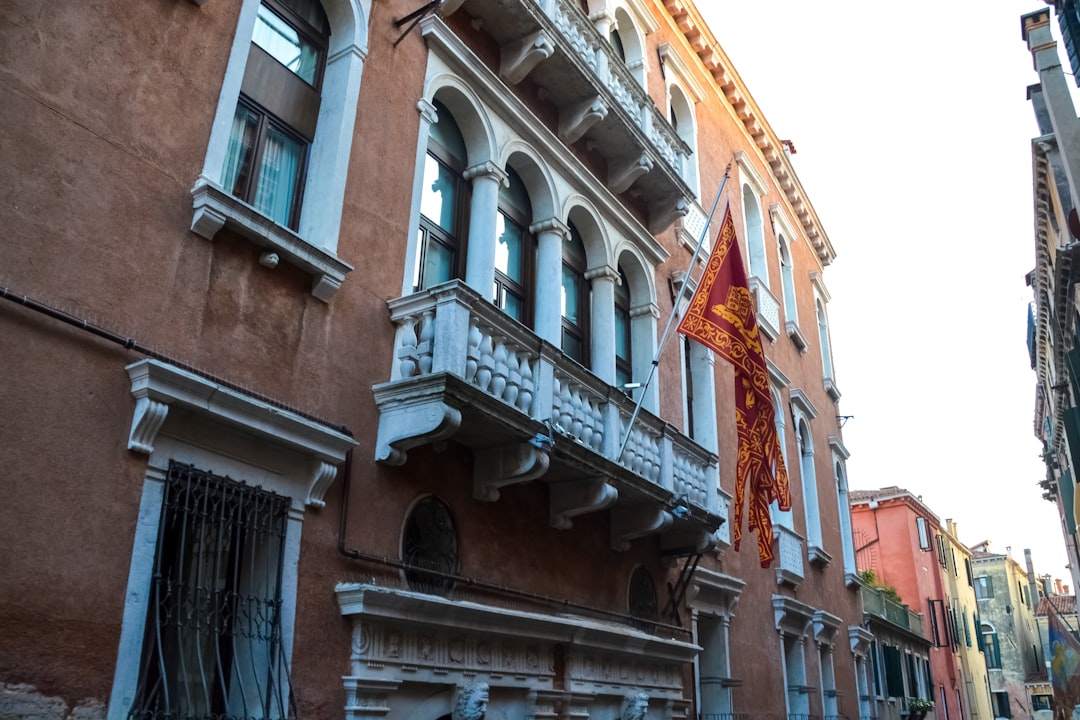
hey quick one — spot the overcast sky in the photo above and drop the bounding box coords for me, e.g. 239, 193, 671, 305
696, 2, 1074, 584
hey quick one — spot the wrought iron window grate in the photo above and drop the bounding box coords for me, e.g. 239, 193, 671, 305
128, 461, 296, 720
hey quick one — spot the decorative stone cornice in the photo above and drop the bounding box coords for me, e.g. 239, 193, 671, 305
125, 359, 357, 506
788, 387, 818, 421
661, 0, 836, 266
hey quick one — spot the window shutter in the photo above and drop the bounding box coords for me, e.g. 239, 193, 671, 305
986, 576, 994, 598
883, 646, 904, 698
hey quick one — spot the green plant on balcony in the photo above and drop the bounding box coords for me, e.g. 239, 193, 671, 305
859, 569, 903, 604
907, 697, 935, 719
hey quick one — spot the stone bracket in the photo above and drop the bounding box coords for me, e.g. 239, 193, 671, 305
659, 528, 715, 557
306, 460, 339, 508
549, 479, 618, 530
559, 95, 608, 144
500, 30, 555, 84
610, 505, 672, 551
127, 396, 169, 455
647, 195, 689, 234
342, 678, 402, 720
473, 441, 551, 501
609, 153, 653, 194
373, 394, 462, 466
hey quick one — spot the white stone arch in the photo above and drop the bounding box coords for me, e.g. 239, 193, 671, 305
771, 386, 795, 531
197, 0, 372, 254
402, 77, 499, 295
668, 83, 699, 193
427, 77, 500, 166
831, 443, 856, 580
742, 183, 767, 282
565, 200, 610, 270
611, 5, 648, 87
502, 144, 559, 222
793, 415, 823, 555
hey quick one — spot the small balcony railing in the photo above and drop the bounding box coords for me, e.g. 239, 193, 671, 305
773, 525, 805, 587
373, 281, 725, 552
862, 587, 925, 635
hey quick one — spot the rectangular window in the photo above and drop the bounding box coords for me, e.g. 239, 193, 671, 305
975, 576, 994, 599
917, 517, 931, 550
883, 645, 905, 698
128, 461, 294, 719
937, 534, 948, 568
964, 558, 974, 586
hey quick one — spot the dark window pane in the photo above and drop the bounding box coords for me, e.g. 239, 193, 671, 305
562, 331, 583, 364
423, 238, 454, 289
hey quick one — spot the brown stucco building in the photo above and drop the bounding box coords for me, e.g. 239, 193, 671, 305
0, 1, 867, 718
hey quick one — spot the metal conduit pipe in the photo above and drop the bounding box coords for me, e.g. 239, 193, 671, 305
335, 448, 691, 637
0, 285, 350, 435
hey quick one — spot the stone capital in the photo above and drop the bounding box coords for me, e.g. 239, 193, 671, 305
464, 162, 510, 187
417, 98, 439, 126
585, 264, 621, 284
529, 217, 570, 240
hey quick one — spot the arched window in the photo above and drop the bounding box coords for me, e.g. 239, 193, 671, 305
221, 0, 329, 229
817, 299, 835, 383
798, 418, 823, 553
402, 496, 458, 597
609, 27, 627, 61
614, 266, 633, 388
415, 100, 468, 291
668, 83, 699, 193
742, 183, 767, 282
494, 167, 534, 324
561, 222, 590, 365
835, 458, 856, 577
779, 235, 797, 325
628, 566, 658, 631
771, 387, 795, 531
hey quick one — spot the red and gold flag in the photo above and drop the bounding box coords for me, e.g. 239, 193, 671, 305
677, 205, 791, 567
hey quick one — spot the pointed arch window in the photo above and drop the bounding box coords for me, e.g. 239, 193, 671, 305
415, 100, 469, 291
494, 167, 534, 324
561, 222, 590, 365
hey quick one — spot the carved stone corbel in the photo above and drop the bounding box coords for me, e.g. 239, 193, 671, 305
373, 381, 463, 466
473, 441, 550, 501
610, 506, 672, 551
127, 396, 169, 454
500, 31, 555, 84
647, 195, 690, 234
305, 460, 338, 508
549, 479, 618, 529
559, 96, 608, 144
608, 154, 653, 194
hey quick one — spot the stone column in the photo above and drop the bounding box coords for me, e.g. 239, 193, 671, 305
586, 265, 620, 385
630, 302, 659, 413
463, 161, 509, 298
530, 218, 570, 345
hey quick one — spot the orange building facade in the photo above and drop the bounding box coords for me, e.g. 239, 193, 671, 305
0, 1, 867, 719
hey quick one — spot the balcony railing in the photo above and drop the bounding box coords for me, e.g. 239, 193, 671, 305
862, 587, 925, 636
435, 0, 693, 232
774, 525, 804, 587
373, 281, 725, 551
749, 277, 781, 342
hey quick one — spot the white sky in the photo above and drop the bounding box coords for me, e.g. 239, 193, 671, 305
697, 2, 1074, 584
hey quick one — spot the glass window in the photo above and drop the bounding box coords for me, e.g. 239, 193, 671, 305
975, 576, 994, 599
917, 517, 930, 550
561, 222, 589, 365
402, 496, 458, 597
494, 167, 532, 323
415, 100, 467, 291
222, 0, 328, 231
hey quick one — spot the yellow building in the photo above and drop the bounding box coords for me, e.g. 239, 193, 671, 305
939, 521, 994, 720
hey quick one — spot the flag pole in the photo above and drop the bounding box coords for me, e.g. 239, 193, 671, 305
617, 162, 732, 460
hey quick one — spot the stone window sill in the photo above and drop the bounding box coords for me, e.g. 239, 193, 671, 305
190, 177, 353, 302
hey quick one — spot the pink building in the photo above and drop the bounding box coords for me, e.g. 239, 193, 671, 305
851, 488, 964, 720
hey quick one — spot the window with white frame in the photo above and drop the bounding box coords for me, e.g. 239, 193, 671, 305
109, 359, 355, 718
192, 0, 369, 297
561, 222, 591, 365
779, 234, 797, 325
742, 183, 768, 283
771, 386, 795, 531
816, 298, 835, 384
797, 418, 823, 554
833, 454, 857, 577
415, 99, 469, 292
128, 462, 294, 718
